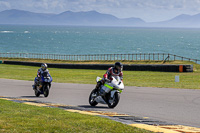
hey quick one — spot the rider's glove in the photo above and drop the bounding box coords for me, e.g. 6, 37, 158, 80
105, 78, 111, 83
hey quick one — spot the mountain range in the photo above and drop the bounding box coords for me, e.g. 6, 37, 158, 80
0, 9, 200, 28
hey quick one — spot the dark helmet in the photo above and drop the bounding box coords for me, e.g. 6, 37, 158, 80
41, 63, 47, 71
114, 62, 123, 72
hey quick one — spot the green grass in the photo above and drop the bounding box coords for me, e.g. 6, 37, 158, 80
0, 99, 151, 133
0, 59, 198, 132
0, 61, 200, 89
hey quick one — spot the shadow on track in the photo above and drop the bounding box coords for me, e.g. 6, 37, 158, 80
20, 96, 45, 98
78, 105, 111, 109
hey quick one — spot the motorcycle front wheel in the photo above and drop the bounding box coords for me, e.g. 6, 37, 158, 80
107, 92, 120, 108
35, 89, 40, 97
89, 89, 98, 106
43, 85, 49, 97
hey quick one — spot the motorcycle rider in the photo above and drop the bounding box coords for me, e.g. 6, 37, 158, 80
33, 63, 49, 88
95, 62, 123, 92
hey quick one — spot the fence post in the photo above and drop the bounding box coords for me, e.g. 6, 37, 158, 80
163, 53, 164, 60
149, 53, 150, 61
168, 54, 170, 61
136, 54, 137, 61
132, 54, 133, 61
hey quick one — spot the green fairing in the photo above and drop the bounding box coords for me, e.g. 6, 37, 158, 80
104, 83, 113, 90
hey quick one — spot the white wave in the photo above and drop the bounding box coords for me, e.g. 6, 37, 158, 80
0, 31, 14, 33
24, 31, 30, 33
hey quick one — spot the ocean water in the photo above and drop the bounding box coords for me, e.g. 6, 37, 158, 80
0, 25, 200, 60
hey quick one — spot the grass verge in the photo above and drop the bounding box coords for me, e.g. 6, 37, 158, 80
0, 99, 151, 133
0, 61, 200, 89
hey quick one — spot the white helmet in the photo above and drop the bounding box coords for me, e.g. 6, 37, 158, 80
41, 63, 47, 71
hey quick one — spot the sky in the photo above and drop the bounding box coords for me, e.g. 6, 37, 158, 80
0, 0, 200, 22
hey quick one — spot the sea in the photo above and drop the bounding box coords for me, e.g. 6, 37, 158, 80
0, 25, 200, 60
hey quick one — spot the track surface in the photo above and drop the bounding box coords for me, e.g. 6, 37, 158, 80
0, 78, 200, 128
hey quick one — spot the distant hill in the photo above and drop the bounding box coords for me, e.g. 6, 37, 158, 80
149, 13, 200, 28
0, 9, 55, 25
52, 10, 119, 25
0, 9, 145, 26
1, 9, 200, 28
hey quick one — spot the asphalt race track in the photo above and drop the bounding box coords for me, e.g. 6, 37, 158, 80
0, 78, 200, 128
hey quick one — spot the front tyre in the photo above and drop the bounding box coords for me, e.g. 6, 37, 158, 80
108, 93, 120, 108
44, 85, 49, 97
35, 90, 40, 97
89, 89, 98, 106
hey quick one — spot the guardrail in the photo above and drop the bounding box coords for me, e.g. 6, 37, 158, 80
3, 61, 193, 72
0, 53, 199, 63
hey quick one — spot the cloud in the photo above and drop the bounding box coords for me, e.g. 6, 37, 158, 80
1, 0, 200, 13
0, 1, 11, 9
1, 0, 200, 22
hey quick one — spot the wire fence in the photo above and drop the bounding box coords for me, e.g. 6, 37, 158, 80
0, 53, 199, 64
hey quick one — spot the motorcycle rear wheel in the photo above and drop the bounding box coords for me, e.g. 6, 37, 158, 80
89, 89, 98, 106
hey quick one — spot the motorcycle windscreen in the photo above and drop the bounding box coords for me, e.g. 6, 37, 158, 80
42, 72, 49, 78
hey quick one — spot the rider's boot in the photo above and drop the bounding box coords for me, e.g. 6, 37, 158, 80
33, 77, 39, 90
33, 81, 38, 89
95, 81, 102, 91
32, 85, 35, 89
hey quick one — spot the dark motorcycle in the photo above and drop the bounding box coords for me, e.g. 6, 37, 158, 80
33, 71, 52, 97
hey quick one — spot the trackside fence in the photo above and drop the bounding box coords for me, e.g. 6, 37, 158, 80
0, 53, 199, 64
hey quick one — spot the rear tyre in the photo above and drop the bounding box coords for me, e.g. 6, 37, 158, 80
108, 93, 120, 108
89, 89, 98, 106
